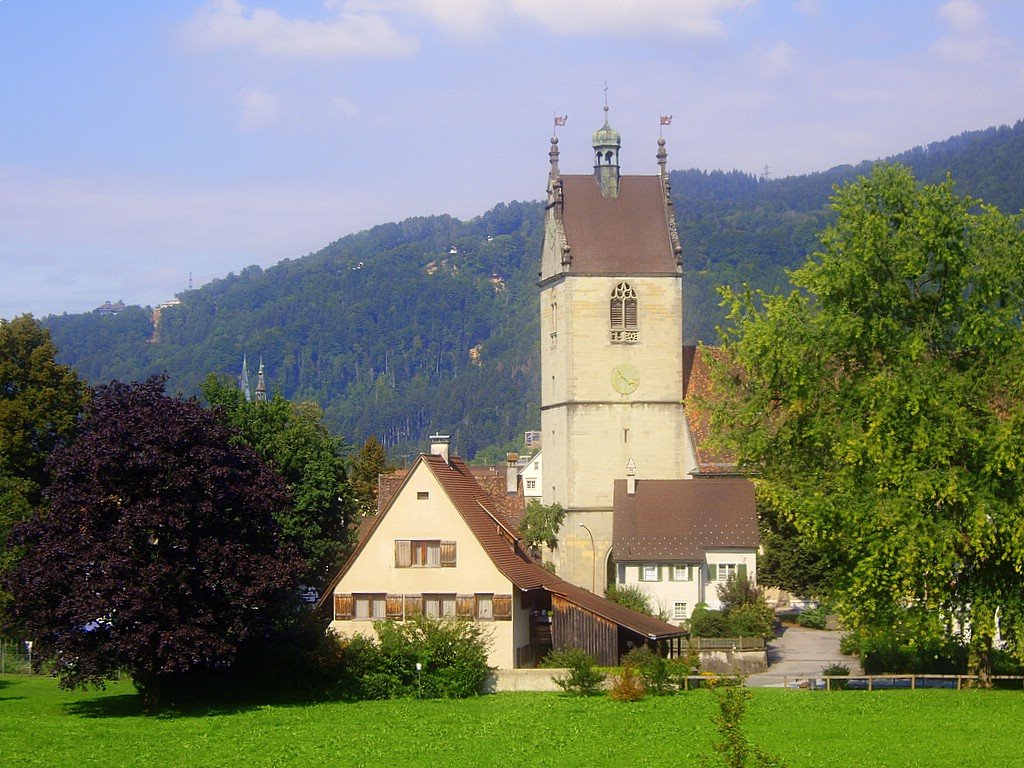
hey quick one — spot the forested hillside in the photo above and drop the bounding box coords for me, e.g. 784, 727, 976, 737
44, 119, 1024, 459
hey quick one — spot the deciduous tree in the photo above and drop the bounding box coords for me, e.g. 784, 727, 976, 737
8, 377, 301, 708
202, 375, 357, 589
707, 164, 1024, 683
0, 314, 87, 626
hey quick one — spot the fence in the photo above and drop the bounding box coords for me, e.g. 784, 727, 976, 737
689, 637, 766, 651
0, 638, 33, 675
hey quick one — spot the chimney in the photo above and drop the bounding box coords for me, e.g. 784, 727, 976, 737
506, 452, 519, 495
626, 457, 637, 496
429, 433, 450, 464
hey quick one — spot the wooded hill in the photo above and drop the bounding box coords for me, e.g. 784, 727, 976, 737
44, 119, 1024, 460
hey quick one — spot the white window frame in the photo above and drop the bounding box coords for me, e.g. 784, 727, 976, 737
673, 602, 688, 621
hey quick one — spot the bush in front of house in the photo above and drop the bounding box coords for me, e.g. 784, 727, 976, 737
726, 602, 777, 641
620, 645, 677, 695
689, 605, 730, 637
336, 616, 492, 700
604, 584, 657, 617
542, 646, 607, 696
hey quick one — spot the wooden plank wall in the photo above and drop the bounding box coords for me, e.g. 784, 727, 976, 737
551, 595, 618, 666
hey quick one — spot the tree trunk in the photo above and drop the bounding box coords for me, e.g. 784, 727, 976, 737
968, 633, 993, 689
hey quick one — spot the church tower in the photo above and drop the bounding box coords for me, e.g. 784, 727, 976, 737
539, 109, 697, 591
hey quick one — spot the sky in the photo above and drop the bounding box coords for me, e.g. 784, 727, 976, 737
2, 0, 1024, 320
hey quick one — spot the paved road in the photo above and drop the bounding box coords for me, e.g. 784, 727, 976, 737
747, 623, 862, 687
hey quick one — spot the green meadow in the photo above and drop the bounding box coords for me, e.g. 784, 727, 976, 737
2, 675, 1023, 767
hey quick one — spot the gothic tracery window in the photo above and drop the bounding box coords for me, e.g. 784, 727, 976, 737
610, 282, 638, 343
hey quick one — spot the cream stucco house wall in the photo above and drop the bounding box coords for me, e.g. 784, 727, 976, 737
320, 438, 684, 669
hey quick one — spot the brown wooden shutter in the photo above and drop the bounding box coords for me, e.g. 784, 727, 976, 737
610, 298, 623, 327
456, 594, 475, 618
386, 594, 404, 620
440, 540, 457, 567
405, 594, 422, 618
493, 594, 512, 621
624, 298, 637, 329
334, 594, 354, 621
395, 539, 411, 567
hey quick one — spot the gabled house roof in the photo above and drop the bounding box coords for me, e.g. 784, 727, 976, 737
613, 476, 758, 562
318, 452, 683, 641
558, 175, 679, 275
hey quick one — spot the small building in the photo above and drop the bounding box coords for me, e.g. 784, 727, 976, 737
319, 436, 682, 668
612, 477, 758, 617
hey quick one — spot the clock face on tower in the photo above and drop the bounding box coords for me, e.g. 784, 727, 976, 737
611, 363, 640, 394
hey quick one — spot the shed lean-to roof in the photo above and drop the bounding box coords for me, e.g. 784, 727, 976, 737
613, 476, 758, 562
683, 345, 738, 474
558, 175, 679, 275
318, 453, 682, 640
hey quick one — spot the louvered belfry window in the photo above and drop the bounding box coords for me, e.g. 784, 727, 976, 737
610, 282, 639, 343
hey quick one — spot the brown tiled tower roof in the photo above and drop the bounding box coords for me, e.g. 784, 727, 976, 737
558, 175, 680, 275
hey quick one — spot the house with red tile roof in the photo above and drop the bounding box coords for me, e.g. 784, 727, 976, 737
318, 436, 682, 668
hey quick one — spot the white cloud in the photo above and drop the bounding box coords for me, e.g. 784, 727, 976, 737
937, 0, 985, 34
932, 0, 1007, 63
410, 0, 754, 39
182, 0, 419, 59
759, 41, 796, 78
793, 0, 820, 16
238, 87, 282, 131
330, 95, 360, 120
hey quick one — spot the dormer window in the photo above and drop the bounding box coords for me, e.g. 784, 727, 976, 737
610, 282, 638, 343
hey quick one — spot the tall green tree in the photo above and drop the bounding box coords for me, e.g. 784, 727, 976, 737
202, 375, 357, 589
0, 315, 87, 626
348, 435, 394, 516
8, 377, 301, 708
707, 164, 1024, 684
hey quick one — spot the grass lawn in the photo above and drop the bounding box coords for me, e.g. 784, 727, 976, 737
2, 674, 1023, 767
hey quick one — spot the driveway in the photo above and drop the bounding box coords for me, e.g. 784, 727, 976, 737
747, 623, 862, 686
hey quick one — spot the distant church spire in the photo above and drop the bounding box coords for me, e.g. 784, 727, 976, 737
592, 102, 621, 198
255, 357, 267, 403
239, 355, 251, 402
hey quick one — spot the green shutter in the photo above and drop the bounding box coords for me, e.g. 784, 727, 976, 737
708, 564, 717, 581
656, 566, 663, 582
738, 563, 748, 580
668, 565, 675, 582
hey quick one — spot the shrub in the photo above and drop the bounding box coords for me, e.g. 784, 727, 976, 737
839, 632, 859, 656
822, 662, 850, 690
336, 617, 492, 700
690, 606, 729, 637
621, 646, 673, 695
608, 666, 647, 702
716, 573, 762, 612
726, 602, 776, 640
605, 584, 655, 616
795, 605, 828, 629
544, 647, 606, 696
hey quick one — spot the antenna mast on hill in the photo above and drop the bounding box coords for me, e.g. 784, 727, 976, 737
188, 271, 193, 290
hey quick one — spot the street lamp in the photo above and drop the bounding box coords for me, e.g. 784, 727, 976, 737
579, 522, 596, 593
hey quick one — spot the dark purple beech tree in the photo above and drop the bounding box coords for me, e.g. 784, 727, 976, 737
8, 377, 302, 708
